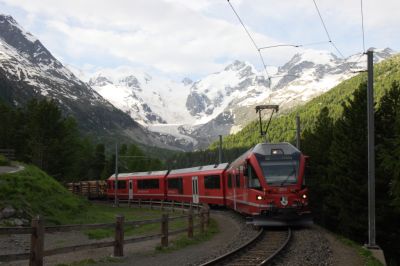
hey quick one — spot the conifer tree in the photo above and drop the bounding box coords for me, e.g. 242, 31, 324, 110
326, 83, 368, 241
91, 143, 106, 179
375, 81, 400, 263
376, 81, 400, 208
302, 107, 334, 224
24, 99, 80, 180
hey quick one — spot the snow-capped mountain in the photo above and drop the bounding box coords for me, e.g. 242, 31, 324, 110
88, 69, 194, 126
192, 48, 395, 147
88, 48, 395, 149
0, 14, 191, 151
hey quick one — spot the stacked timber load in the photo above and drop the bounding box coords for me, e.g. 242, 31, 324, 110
66, 180, 107, 199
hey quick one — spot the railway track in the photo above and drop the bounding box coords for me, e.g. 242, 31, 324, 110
201, 227, 291, 266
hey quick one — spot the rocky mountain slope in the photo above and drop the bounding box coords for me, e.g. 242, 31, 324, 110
88, 48, 395, 149
0, 14, 188, 151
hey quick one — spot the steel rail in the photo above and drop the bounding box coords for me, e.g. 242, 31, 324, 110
201, 227, 291, 266
200, 227, 264, 266
260, 227, 292, 265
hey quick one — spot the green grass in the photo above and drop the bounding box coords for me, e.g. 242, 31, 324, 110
56, 256, 125, 266
56, 259, 96, 266
63, 204, 161, 224
83, 205, 196, 239
155, 218, 219, 252
0, 164, 87, 224
337, 236, 384, 266
0, 164, 189, 235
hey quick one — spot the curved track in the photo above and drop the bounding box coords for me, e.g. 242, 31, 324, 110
201, 227, 291, 266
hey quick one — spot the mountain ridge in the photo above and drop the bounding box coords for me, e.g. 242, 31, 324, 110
87, 48, 395, 149
208, 53, 400, 150
0, 14, 190, 151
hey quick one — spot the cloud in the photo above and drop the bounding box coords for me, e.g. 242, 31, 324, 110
1, 0, 399, 79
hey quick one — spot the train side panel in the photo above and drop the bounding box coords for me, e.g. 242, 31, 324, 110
166, 164, 228, 206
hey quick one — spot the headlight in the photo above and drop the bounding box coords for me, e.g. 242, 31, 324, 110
302, 194, 307, 199
257, 195, 263, 200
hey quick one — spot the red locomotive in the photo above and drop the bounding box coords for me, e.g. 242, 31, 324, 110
107, 142, 312, 226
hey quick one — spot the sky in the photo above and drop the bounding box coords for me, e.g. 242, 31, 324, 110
0, 0, 399, 81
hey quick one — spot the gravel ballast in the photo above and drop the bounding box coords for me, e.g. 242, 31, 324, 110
272, 225, 364, 266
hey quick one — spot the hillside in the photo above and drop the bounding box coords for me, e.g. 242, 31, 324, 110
210, 53, 400, 149
0, 164, 87, 225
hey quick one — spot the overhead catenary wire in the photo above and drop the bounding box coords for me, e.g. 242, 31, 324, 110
228, 0, 365, 82
311, 0, 366, 76
227, 0, 270, 79
259, 40, 331, 50
360, 0, 366, 53
312, 0, 345, 59
259, 44, 301, 50
301, 40, 332, 47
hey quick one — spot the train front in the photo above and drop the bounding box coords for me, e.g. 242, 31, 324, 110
249, 142, 313, 227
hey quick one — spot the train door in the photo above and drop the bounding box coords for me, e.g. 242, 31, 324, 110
128, 180, 133, 200
192, 176, 199, 204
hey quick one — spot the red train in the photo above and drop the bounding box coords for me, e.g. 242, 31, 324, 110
107, 142, 312, 226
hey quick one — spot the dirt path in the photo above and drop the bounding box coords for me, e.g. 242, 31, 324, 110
317, 226, 364, 266
0, 165, 24, 174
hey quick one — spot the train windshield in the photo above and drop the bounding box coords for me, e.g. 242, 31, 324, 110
258, 160, 299, 186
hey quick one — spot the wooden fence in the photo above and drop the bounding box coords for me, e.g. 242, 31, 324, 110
0, 201, 210, 266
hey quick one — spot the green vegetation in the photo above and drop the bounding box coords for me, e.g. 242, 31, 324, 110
56, 259, 96, 266
337, 236, 383, 266
0, 165, 178, 230
301, 82, 400, 264
80, 205, 194, 240
0, 154, 9, 166
155, 218, 219, 252
0, 164, 86, 224
0, 98, 164, 182
56, 257, 123, 266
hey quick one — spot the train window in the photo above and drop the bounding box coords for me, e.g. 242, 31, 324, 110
137, 179, 159, 189
228, 174, 232, 188
259, 160, 299, 185
247, 165, 262, 190
113, 180, 126, 189
168, 178, 183, 194
204, 175, 220, 189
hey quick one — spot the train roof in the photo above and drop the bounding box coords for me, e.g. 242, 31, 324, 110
109, 170, 168, 180
228, 142, 300, 170
168, 163, 229, 176
252, 142, 300, 156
